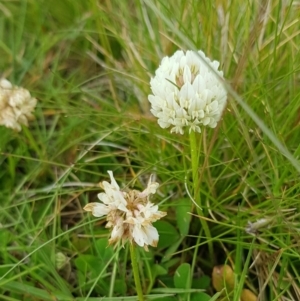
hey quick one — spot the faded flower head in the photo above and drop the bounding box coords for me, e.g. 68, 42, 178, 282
84, 171, 166, 251
148, 50, 227, 134
0, 78, 37, 131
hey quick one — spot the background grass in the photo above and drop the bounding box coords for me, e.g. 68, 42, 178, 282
1, 0, 300, 300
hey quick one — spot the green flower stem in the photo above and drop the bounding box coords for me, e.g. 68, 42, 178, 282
189, 130, 214, 260
109, 249, 118, 297
130, 243, 144, 301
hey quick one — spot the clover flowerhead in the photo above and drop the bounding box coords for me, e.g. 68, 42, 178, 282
84, 171, 166, 251
0, 78, 37, 131
148, 50, 227, 134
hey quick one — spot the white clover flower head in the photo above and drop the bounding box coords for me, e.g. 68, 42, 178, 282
0, 78, 37, 131
148, 50, 227, 134
83, 171, 166, 251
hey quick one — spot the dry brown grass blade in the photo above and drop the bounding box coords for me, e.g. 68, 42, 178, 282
251, 247, 300, 301
231, 0, 271, 90
205, 1, 272, 176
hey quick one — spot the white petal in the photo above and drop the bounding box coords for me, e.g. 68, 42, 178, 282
202, 117, 210, 125
107, 170, 120, 190
97, 192, 111, 204
0, 79, 13, 89
132, 224, 150, 247
178, 82, 194, 108
143, 225, 159, 246
183, 65, 192, 84
132, 224, 159, 247
170, 125, 184, 134
109, 218, 125, 243
138, 178, 159, 198
192, 74, 205, 93
83, 202, 110, 217
158, 119, 171, 129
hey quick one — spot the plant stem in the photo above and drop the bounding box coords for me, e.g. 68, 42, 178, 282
189, 130, 214, 260
130, 243, 144, 301
109, 249, 118, 297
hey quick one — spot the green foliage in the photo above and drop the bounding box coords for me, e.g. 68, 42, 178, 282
175, 198, 192, 237
156, 220, 180, 249
1, 0, 300, 300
